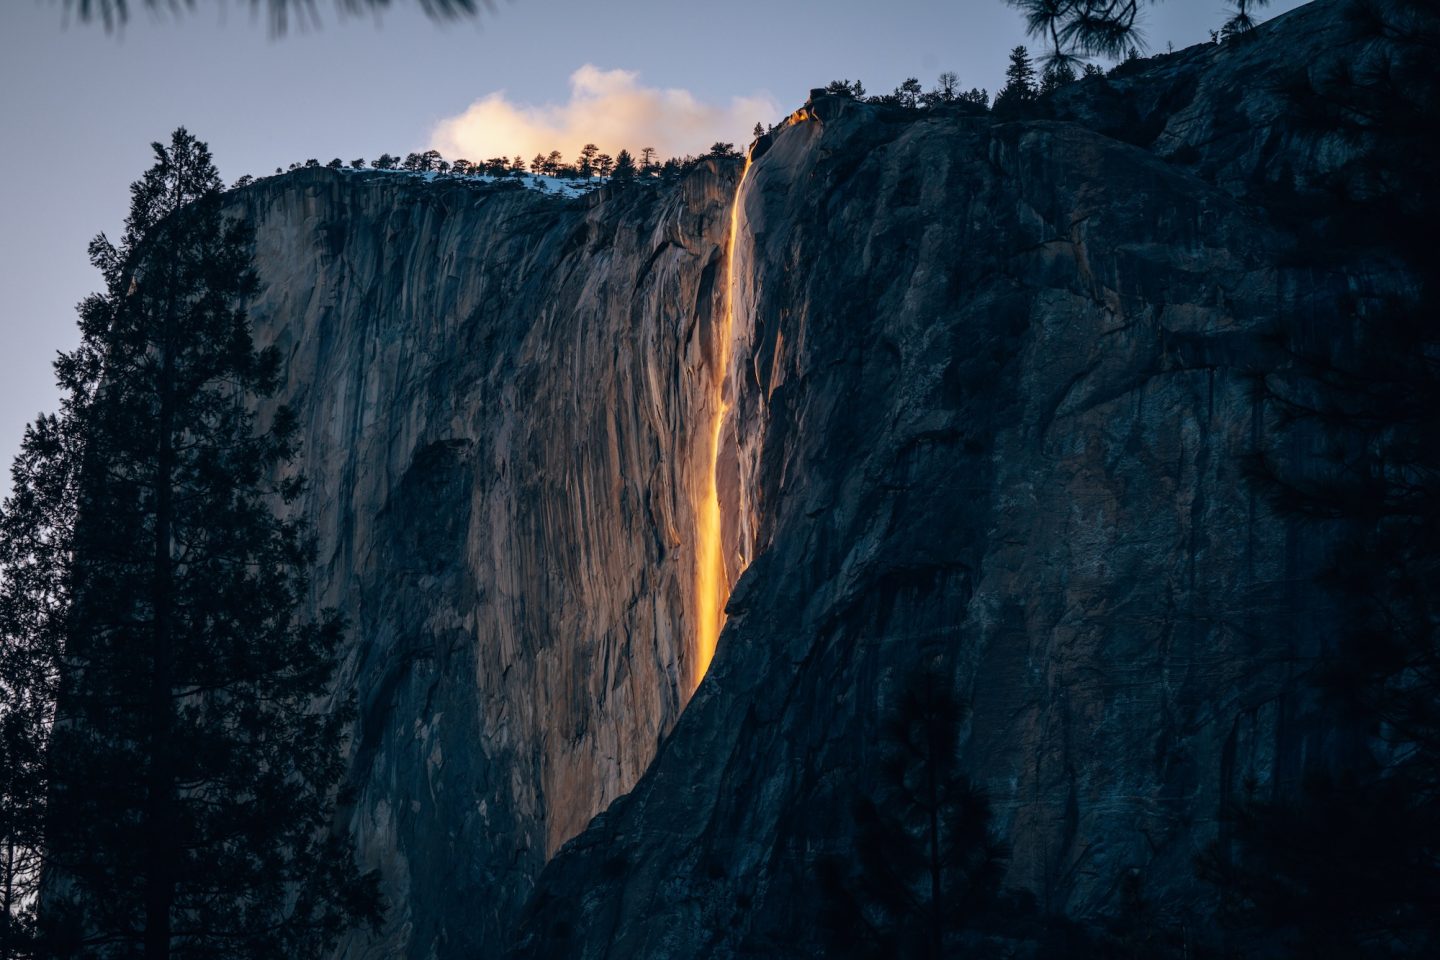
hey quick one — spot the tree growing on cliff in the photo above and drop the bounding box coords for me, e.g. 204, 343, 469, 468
959, 87, 990, 107
611, 149, 636, 183
576, 143, 599, 178
993, 45, 1038, 112
10, 128, 379, 958
1040, 58, 1078, 94
824, 79, 867, 98
817, 669, 1008, 960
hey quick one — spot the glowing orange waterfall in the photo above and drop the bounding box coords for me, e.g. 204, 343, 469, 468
693, 153, 753, 691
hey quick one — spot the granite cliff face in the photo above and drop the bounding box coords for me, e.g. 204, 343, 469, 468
235, 168, 742, 957
228, 1, 1415, 956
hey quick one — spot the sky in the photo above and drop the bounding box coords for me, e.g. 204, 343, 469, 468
0, 0, 1311, 494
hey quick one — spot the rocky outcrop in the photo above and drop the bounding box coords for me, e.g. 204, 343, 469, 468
227, 1, 1419, 956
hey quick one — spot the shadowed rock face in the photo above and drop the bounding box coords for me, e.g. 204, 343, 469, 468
510, 2, 1418, 957
226, 1, 1414, 956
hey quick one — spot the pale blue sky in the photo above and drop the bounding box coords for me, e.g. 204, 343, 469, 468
0, 0, 1309, 492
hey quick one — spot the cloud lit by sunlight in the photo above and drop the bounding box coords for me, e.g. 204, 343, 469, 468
429, 65, 780, 163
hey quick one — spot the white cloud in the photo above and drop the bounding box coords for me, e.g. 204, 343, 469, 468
429, 65, 780, 165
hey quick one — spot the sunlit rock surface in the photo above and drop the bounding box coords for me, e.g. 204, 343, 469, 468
227, 1, 1413, 956
235, 169, 741, 958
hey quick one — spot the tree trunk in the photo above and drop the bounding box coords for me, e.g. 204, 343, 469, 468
927, 731, 942, 960
2, 837, 15, 960
142, 287, 178, 960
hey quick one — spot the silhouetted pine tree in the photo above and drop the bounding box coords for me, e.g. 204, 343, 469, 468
0, 405, 83, 959
818, 669, 1008, 960
66, 0, 489, 34
1007, 0, 1149, 64
611, 149, 637, 183
24, 128, 379, 959
994, 46, 1038, 113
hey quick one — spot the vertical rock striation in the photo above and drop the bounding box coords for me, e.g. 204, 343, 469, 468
513, 1, 1420, 956
216, 1, 1418, 956
233, 168, 740, 958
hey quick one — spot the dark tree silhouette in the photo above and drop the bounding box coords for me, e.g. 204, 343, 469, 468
1040, 58, 1078, 93
0, 405, 80, 959
824, 79, 867, 98
22, 128, 379, 959
1197, 6, 1440, 955
993, 45, 1038, 112
894, 77, 924, 108
576, 143, 599, 178
818, 669, 1008, 960
64, 0, 493, 33
1222, 0, 1272, 38
611, 149, 636, 183
936, 71, 961, 101
1006, 0, 1147, 61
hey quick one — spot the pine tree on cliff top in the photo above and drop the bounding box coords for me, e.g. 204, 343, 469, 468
18, 127, 378, 958
994, 45, 1039, 113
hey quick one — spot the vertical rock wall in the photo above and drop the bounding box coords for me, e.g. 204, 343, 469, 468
234, 168, 738, 958
223, 2, 1417, 956
514, 2, 1412, 956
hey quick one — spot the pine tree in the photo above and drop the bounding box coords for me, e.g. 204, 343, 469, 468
817, 669, 1008, 960
1221, 0, 1271, 39
959, 87, 990, 108
894, 77, 923, 108
994, 45, 1038, 113
27, 128, 379, 958
611, 149, 636, 183
1040, 58, 1077, 94
577, 143, 599, 178
0, 407, 80, 959
1006, 0, 1146, 62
